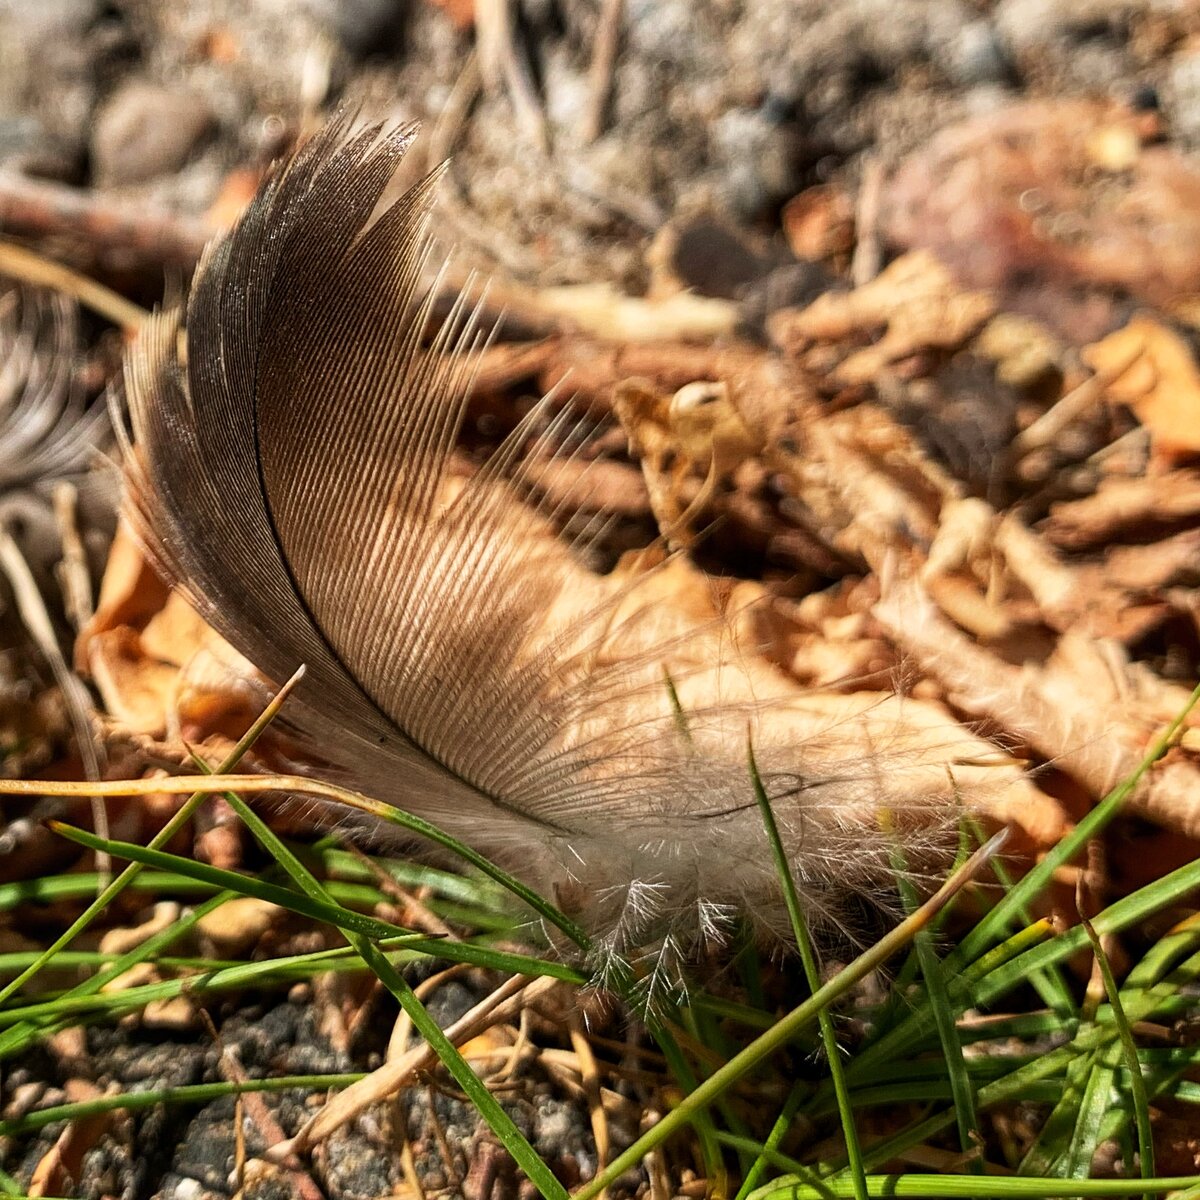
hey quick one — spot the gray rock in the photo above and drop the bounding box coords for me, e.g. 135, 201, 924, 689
0, 0, 107, 171
91, 80, 214, 187
1168, 52, 1200, 144
994, 0, 1133, 61
942, 20, 1011, 86
711, 107, 805, 219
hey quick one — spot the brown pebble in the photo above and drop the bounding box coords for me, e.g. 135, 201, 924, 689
91, 80, 213, 187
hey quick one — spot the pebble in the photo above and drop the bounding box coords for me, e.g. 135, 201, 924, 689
1168, 52, 1200, 145
308, 0, 405, 57
163, 1178, 205, 1200
710, 106, 805, 220
943, 20, 1011, 86
993, 0, 1129, 62
91, 80, 213, 187
0, 0, 110, 175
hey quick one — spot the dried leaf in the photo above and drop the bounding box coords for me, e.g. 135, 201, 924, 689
614, 376, 760, 545
883, 99, 1200, 333
768, 251, 996, 384
28, 1081, 111, 1198
781, 184, 855, 261
1041, 472, 1200, 550
875, 578, 1200, 838
1083, 315, 1200, 458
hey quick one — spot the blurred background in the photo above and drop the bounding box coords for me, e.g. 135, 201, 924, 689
2, 0, 1197, 330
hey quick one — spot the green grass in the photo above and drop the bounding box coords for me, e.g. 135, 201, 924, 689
0, 683, 1198, 1199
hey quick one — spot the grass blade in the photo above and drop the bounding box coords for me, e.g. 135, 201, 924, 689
946, 685, 1200, 975
193, 760, 568, 1200
0, 667, 305, 1007
748, 735, 868, 1200
571, 830, 1007, 1200
892, 855, 981, 1173
0, 770, 589, 951
747, 1173, 1200, 1198
1082, 912, 1155, 1189
47, 822, 426, 943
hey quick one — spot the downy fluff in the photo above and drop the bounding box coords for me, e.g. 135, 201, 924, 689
122, 117, 966, 984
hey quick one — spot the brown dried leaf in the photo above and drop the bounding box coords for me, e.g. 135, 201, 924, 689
77, 519, 170, 667
782, 184, 855, 261
1041, 472, 1200, 550
28, 1081, 111, 1198
1083, 315, 1200, 459
883, 99, 1200, 332
85, 626, 182, 736
521, 454, 652, 518
768, 251, 996, 384
875, 577, 1200, 838
768, 401, 955, 567
975, 313, 1065, 391
81, 527, 268, 740
1101, 528, 1200, 590
614, 376, 760, 544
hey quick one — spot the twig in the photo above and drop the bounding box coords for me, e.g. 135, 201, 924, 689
217, 1044, 325, 1200
0, 527, 108, 877
569, 1013, 611, 1195
52, 483, 95, 631
850, 157, 886, 286
272, 973, 561, 1155
0, 239, 147, 332
1009, 343, 1143, 460
581, 0, 624, 143
0, 172, 213, 271
426, 1080, 466, 1192
475, 0, 549, 153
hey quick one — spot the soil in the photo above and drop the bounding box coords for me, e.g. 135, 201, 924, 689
1, 0, 1190, 292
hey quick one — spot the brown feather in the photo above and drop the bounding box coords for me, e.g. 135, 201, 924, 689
122, 116, 980, 982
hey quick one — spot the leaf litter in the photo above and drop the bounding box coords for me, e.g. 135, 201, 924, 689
1, 3, 1200, 1197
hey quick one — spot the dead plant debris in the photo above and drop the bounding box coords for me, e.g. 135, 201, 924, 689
2, 4, 1200, 1198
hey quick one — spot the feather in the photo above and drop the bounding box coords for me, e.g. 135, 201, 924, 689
0, 287, 104, 490
122, 116, 975, 980
0, 281, 113, 590
0, 279, 113, 844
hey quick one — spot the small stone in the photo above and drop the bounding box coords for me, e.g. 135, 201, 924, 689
994, 0, 1127, 60
710, 107, 805, 219
1168, 52, 1200, 145
91, 80, 213, 187
142, 997, 199, 1031
943, 20, 1010, 86
196, 897, 283, 956
3, 1081, 47, 1118
165, 1178, 205, 1200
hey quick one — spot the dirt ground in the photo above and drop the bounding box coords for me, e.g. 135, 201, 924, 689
2, 0, 1193, 291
